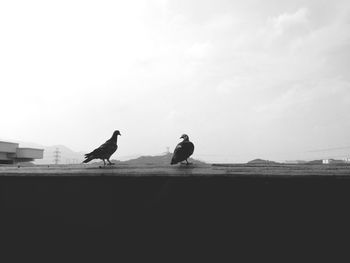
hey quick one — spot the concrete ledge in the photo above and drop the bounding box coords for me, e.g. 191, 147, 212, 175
1, 163, 350, 176
1, 168, 349, 259
1, 174, 349, 228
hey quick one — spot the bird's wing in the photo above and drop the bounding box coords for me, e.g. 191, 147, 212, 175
185, 141, 194, 156
174, 143, 182, 151
86, 140, 117, 158
171, 144, 182, 164
172, 143, 184, 156
180, 141, 194, 158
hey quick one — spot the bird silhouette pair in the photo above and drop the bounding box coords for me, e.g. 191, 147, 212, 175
83, 130, 195, 166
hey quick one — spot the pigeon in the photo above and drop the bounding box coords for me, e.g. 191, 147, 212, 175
171, 134, 195, 165
83, 130, 121, 166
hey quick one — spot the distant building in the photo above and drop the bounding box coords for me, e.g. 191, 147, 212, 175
0, 141, 44, 164
342, 158, 350, 163
322, 159, 346, 165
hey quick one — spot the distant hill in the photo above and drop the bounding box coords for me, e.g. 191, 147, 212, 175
10, 141, 85, 164
247, 159, 280, 165
305, 159, 323, 165
40, 145, 86, 164
31, 145, 85, 165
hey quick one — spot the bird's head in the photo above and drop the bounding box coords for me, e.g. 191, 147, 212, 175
113, 130, 121, 137
180, 134, 189, 141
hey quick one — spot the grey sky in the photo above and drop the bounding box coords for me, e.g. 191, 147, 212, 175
1, 0, 349, 162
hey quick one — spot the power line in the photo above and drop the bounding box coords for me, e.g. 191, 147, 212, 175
306, 146, 350, 153
53, 147, 61, 165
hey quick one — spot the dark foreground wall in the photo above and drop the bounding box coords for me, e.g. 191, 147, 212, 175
1, 175, 350, 260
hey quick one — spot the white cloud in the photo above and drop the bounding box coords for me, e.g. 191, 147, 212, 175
205, 14, 235, 30
270, 8, 309, 34
185, 42, 212, 59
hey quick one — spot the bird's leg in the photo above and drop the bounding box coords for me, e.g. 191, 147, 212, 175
186, 159, 192, 165
107, 159, 114, 165
102, 159, 106, 166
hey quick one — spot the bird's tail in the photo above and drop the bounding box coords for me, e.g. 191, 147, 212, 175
82, 153, 94, 163
82, 157, 93, 163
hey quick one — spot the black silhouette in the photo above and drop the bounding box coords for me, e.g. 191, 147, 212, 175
83, 130, 121, 165
171, 134, 195, 165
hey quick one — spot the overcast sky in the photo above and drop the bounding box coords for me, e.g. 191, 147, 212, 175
1, 0, 350, 162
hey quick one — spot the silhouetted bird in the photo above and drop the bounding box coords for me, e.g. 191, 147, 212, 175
83, 130, 121, 166
171, 134, 195, 165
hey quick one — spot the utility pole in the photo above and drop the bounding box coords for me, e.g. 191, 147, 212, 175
53, 147, 61, 165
